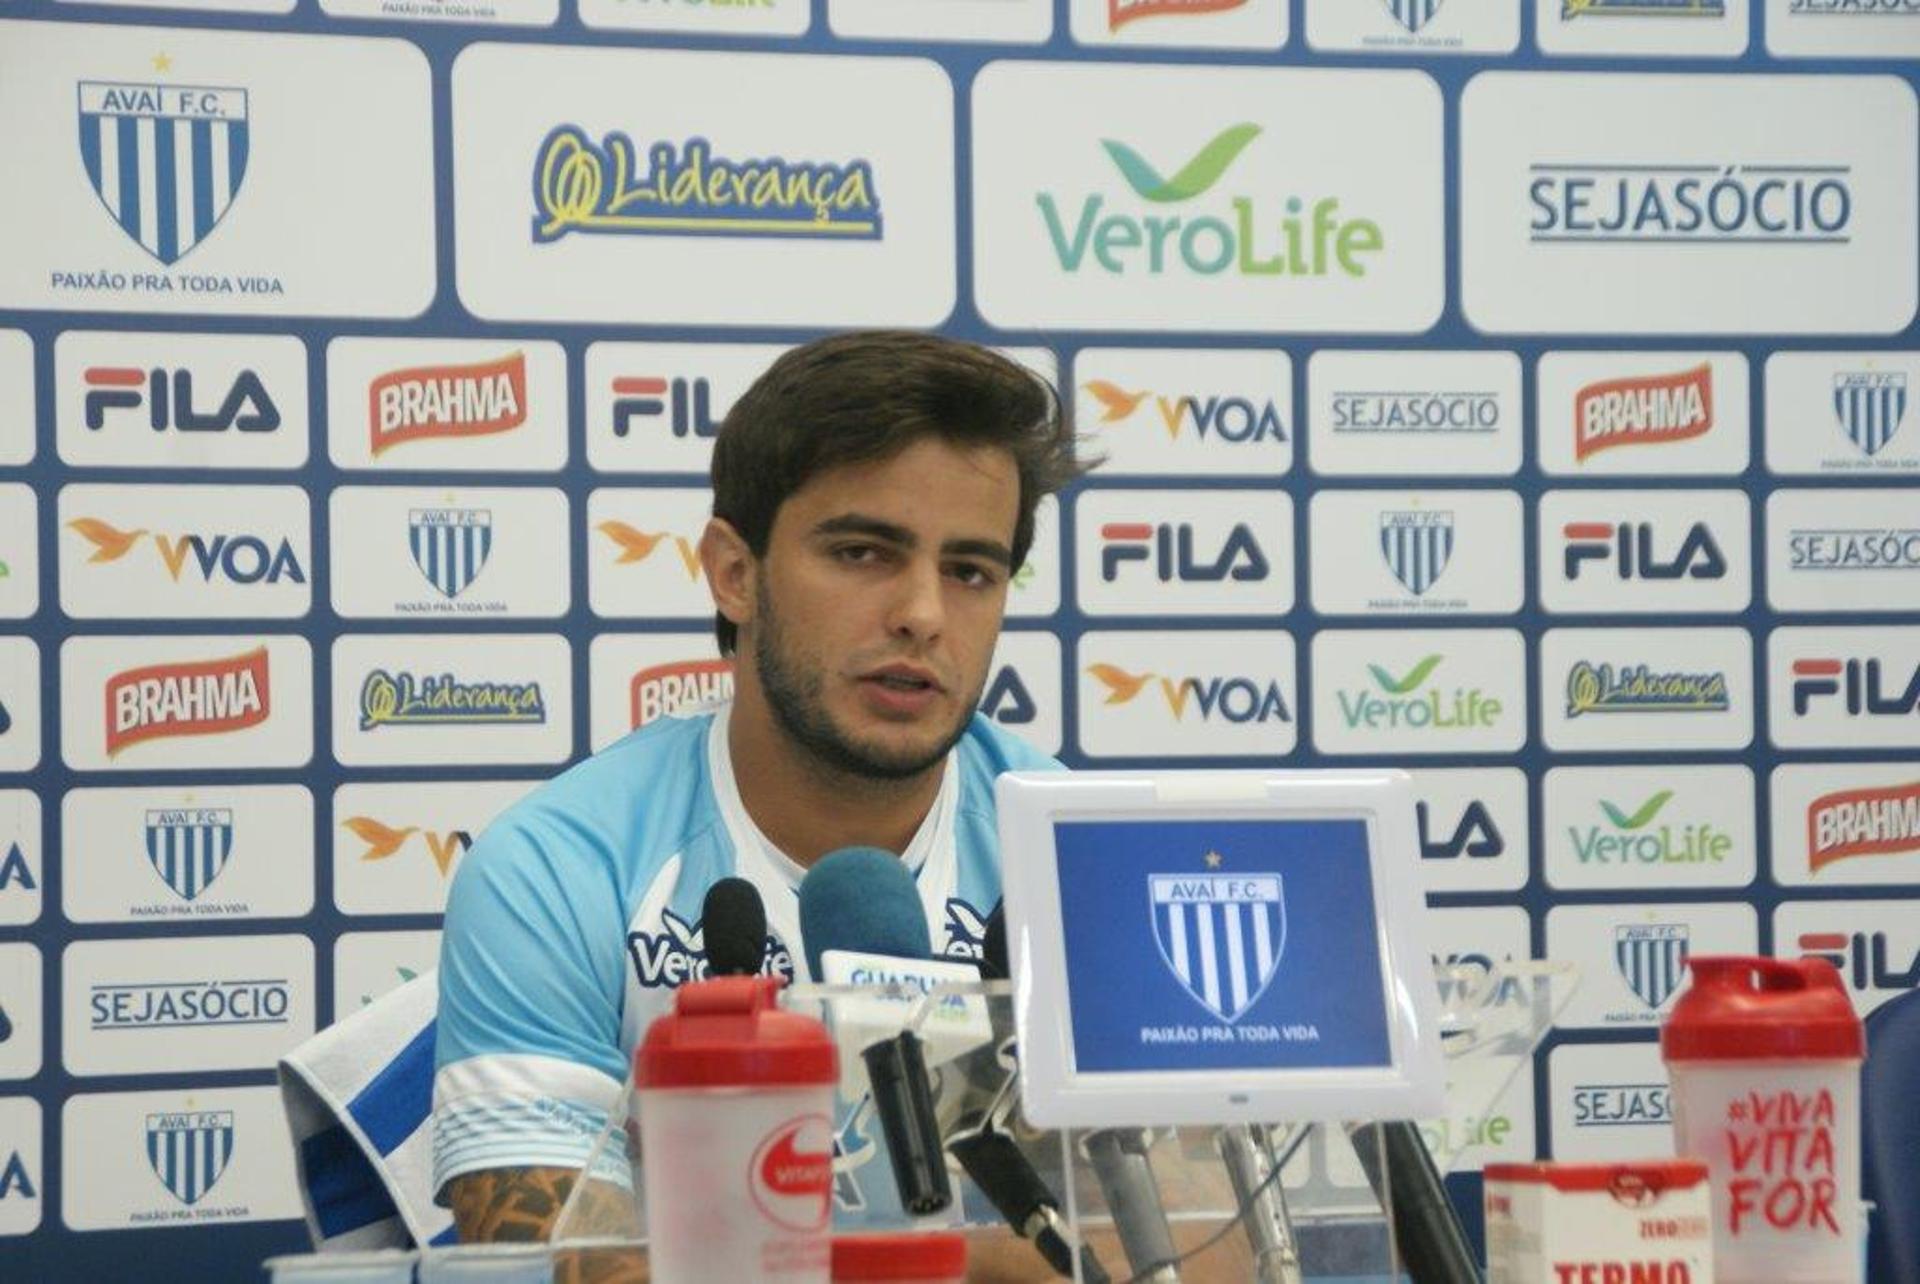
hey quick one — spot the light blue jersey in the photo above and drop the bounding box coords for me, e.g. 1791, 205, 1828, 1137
431, 700, 1057, 1208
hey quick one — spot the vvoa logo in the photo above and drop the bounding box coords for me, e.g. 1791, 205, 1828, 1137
67, 516, 305, 587
1074, 349, 1293, 477
1086, 662, 1292, 725
1081, 380, 1286, 448
341, 815, 471, 878
1078, 631, 1295, 757
597, 521, 702, 580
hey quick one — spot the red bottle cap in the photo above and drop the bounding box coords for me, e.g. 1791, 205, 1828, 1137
1660, 955, 1864, 1063
831, 1232, 968, 1280
635, 975, 837, 1089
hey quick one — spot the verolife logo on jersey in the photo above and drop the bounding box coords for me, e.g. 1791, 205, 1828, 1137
61, 785, 313, 922
1308, 350, 1523, 476
1310, 490, 1522, 615
1772, 626, 1920, 750
587, 341, 788, 473
60, 485, 311, 619
1410, 768, 1529, 894
60, 636, 311, 770
0, 22, 435, 316
588, 488, 717, 619
334, 781, 534, 915
1550, 1043, 1677, 1163
1311, 630, 1525, 755
1548, 902, 1756, 1029
1538, 353, 1748, 475
329, 486, 570, 619
972, 62, 1441, 332
61, 1087, 300, 1230
1767, 488, 1920, 613
1077, 630, 1295, 757
1541, 627, 1752, 752
1544, 765, 1756, 890
64, 935, 313, 1075
1461, 74, 1916, 334
1072, 349, 1292, 476
1764, 353, 1920, 474
333, 634, 571, 766
0, 1098, 40, 1236
1542, 489, 1750, 615
1769, 0, 1920, 58
328, 339, 568, 473
1781, 901, 1920, 1016
1075, 489, 1293, 616
55, 331, 308, 470
1771, 764, 1920, 886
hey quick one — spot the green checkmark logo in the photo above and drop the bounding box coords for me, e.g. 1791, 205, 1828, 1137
1100, 123, 1262, 204
1600, 791, 1674, 831
1368, 654, 1443, 695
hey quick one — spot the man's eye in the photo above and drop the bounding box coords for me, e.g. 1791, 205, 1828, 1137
949, 563, 998, 588
835, 544, 881, 564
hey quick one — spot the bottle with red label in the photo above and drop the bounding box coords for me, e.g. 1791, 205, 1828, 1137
1661, 955, 1865, 1284
636, 975, 838, 1284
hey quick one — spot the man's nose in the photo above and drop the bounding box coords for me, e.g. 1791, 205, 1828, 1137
886, 558, 946, 642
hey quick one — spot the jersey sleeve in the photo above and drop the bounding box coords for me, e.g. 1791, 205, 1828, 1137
431, 806, 634, 1199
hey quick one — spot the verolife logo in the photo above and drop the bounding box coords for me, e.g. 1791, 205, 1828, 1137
1336, 654, 1502, 731
1039, 124, 1383, 278
1569, 790, 1731, 866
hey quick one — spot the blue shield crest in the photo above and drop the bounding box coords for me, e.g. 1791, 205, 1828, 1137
77, 81, 250, 266
1834, 372, 1907, 458
1150, 873, 1285, 1024
409, 509, 493, 599
146, 1111, 234, 1206
144, 808, 233, 903
1614, 923, 1689, 1011
1384, 0, 1444, 32
1379, 510, 1454, 596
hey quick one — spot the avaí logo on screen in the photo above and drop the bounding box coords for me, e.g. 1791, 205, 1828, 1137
1039, 124, 1383, 278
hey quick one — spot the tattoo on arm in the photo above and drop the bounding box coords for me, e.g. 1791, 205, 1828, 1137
446, 1166, 578, 1243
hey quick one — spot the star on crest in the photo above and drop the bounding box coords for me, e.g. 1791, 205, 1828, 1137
152, 53, 173, 72
1203, 851, 1223, 869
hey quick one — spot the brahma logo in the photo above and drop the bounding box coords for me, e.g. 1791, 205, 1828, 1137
1790, 658, 1920, 717
105, 648, 270, 756
83, 366, 279, 434
1806, 781, 1920, 873
597, 521, 703, 580
631, 659, 733, 730
1336, 654, 1503, 732
369, 352, 527, 457
1100, 521, 1268, 582
532, 130, 882, 244
67, 517, 306, 586
1086, 662, 1291, 724
1574, 366, 1713, 461
1562, 521, 1726, 581
1566, 661, 1729, 718
340, 815, 472, 877
1109, 0, 1247, 28
1039, 123, 1383, 278
1081, 380, 1286, 446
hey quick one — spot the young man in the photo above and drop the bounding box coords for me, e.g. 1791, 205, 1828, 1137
432, 331, 1083, 1245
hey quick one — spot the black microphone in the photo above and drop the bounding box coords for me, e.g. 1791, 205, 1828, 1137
701, 877, 767, 978
1347, 1121, 1479, 1284
980, 900, 1009, 981
1083, 1129, 1183, 1283
796, 847, 952, 1217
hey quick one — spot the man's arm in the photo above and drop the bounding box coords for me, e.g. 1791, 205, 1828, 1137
446, 1166, 586, 1242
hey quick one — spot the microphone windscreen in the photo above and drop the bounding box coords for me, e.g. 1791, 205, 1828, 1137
701, 877, 767, 978
797, 846, 930, 979
980, 901, 1008, 981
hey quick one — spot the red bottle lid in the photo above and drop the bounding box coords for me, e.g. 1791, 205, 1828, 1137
831, 1232, 968, 1280
635, 975, 837, 1089
1660, 955, 1864, 1063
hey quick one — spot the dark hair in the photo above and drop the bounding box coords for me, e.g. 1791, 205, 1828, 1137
710, 330, 1085, 655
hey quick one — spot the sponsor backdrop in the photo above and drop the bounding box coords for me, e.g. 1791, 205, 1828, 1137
0, 0, 1917, 1275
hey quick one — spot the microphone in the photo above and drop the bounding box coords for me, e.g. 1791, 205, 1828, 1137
797, 847, 953, 1217
701, 877, 767, 978
1346, 1121, 1479, 1284
980, 900, 1009, 981
1214, 1124, 1304, 1284
1082, 1129, 1182, 1284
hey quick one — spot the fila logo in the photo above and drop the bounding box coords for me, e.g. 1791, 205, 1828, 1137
1099, 522, 1269, 583
1807, 781, 1920, 873
610, 376, 720, 439
1080, 381, 1286, 444
1562, 522, 1727, 581
0, 843, 34, 892
980, 666, 1037, 726
1797, 931, 1920, 996
1575, 365, 1712, 461
83, 367, 279, 433
597, 522, 703, 579
340, 815, 471, 876
1417, 800, 1505, 861
67, 518, 306, 585
631, 660, 733, 729
105, 647, 271, 757
369, 352, 526, 456
1087, 663, 1291, 724
1791, 659, 1920, 717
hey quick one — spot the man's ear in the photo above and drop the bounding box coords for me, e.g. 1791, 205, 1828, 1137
699, 517, 756, 633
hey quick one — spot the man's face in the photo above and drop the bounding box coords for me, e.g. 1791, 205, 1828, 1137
746, 436, 1021, 781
